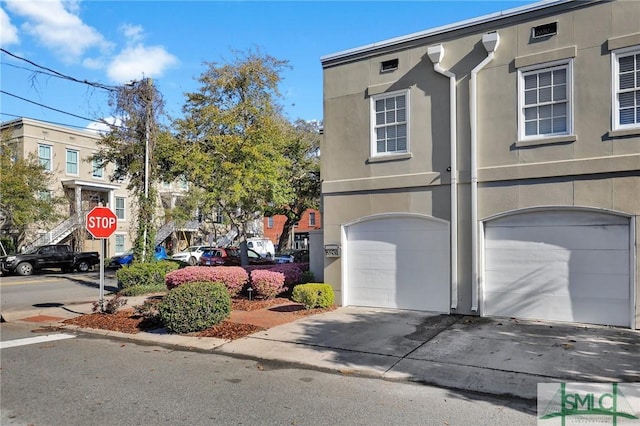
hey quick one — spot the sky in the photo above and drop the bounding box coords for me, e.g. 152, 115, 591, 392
1, 0, 536, 131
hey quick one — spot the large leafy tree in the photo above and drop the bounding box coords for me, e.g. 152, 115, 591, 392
0, 132, 64, 250
170, 49, 293, 259
91, 79, 164, 262
265, 119, 321, 250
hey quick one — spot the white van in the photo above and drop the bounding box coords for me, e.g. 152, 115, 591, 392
246, 238, 275, 258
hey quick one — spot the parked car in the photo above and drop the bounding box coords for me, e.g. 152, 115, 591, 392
274, 249, 309, 264
108, 246, 168, 268
170, 245, 214, 266
200, 247, 275, 266
0, 244, 100, 276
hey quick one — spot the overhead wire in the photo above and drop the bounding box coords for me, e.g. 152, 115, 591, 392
1, 89, 99, 123
1, 48, 118, 92
0, 48, 120, 128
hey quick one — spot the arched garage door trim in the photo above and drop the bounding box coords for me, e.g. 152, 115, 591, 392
481, 206, 635, 328
342, 213, 450, 313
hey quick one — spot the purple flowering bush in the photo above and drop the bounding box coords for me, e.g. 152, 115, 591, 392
165, 266, 248, 297
269, 264, 303, 286
250, 269, 287, 299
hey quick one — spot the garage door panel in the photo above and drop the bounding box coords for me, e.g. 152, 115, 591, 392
486, 225, 628, 250
483, 210, 630, 327
346, 216, 449, 313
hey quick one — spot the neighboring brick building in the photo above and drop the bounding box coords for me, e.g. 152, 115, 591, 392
263, 209, 322, 251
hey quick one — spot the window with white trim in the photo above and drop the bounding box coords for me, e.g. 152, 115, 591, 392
115, 197, 125, 220
38, 144, 52, 171
613, 47, 640, 129
519, 60, 572, 139
66, 149, 79, 175
371, 90, 409, 156
92, 159, 104, 178
115, 234, 125, 254
267, 217, 274, 228
308, 212, 316, 227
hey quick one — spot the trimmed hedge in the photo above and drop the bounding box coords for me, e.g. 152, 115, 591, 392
158, 281, 231, 333
117, 260, 179, 290
165, 266, 248, 296
291, 283, 335, 309
250, 269, 286, 299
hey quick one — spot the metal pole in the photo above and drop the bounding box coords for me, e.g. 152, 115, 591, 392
99, 238, 105, 307
142, 78, 150, 260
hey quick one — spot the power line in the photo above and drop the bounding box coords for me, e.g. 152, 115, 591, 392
1, 48, 118, 92
0, 113, 100, 132
1, 89, 98, 122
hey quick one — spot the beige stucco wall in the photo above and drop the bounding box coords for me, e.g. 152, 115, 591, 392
322, 0, 639, 325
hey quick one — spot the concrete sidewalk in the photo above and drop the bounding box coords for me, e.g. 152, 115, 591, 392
4, 301, 639, 400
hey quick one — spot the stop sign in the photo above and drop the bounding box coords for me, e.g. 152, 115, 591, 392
86, 207, 118, 239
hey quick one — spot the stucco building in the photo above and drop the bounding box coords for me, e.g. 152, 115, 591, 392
321, 0, 640, 328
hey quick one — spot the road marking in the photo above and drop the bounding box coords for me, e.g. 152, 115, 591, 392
0, 333, 76, 349
0, 278, 60, 286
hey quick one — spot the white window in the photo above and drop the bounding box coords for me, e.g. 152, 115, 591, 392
38, 144, 52, 171
92, 159, 104, 178
309, 212, 316, 227
371, 90, 409, 156
267, 217, 274, 228
115, 234, 125, 254
519, 60, 572, 140
179, 176, 188, 190
37, 190, 52, 200
66, 149, 78, 175
613, 47, 640, 130
115, 197, 125, 220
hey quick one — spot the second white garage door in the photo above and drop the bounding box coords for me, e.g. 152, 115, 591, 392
344, 214, 450, 312
483, 209, 631, 327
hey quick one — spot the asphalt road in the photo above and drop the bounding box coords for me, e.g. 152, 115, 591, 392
0, 269, 119, 317
0, 323, 537, 425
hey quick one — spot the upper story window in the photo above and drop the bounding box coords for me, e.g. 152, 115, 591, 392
613, 47, 640, 130
66, 149, 79, 175
371, 90, 409, 157
308, 212, 316, 227
92, 159, 104, 178
38, 144, 52, 171
115, 197, 125, 220
518, 60, 572, 140
267, 216, 274, 228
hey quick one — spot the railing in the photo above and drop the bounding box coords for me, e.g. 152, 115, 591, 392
22, 215, 82, 252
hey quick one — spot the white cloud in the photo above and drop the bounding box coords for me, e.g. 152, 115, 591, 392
107, 44, 178, 83
120, 24, 144, 43
0, 7, 20, 46
85, 116, 122, 134
4, 0, 111, 62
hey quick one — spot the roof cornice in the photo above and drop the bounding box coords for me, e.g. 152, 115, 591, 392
321, 0, 597, 66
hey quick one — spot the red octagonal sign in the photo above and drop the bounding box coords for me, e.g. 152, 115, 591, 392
86, 206, 118, 239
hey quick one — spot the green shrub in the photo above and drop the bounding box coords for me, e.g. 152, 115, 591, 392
158, 281, 231, 333
119, 283, 166, 296
117, 261, 179, 290
300, 270, 314, 284
291, 283, 335, 309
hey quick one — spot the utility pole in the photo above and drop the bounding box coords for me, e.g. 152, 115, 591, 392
141, 78, 151, 260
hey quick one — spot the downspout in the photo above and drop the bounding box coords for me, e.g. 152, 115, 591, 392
470, 32, 500, 312
427, 44, 458, 310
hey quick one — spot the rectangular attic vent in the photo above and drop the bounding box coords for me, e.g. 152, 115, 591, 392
532, 22, 557, 39
380, 59, 398, 73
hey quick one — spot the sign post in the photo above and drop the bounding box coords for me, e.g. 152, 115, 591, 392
85, 207, 118, 307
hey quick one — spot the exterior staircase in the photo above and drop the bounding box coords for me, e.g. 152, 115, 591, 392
154, 219, 200, 246
22, 215, 82, 252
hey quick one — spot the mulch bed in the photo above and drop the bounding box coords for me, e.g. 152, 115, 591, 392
63, 296, 335, 340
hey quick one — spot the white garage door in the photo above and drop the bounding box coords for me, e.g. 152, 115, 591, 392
484, 210, 630, 327
345, 215, 450, 312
